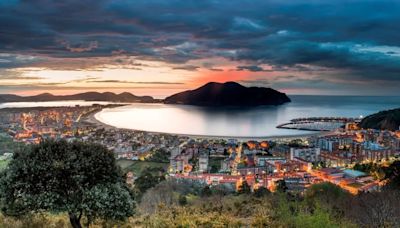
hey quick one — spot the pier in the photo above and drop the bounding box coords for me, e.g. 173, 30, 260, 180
277, 117, 361, 132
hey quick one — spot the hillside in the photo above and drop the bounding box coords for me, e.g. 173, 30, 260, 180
0, 92, 155, 103
359, 108, 400, 131
164, 81, 291, 106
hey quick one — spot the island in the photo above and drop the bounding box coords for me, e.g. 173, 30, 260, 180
164, 81, 291, 106
359, 108, 400, 131
0, 92, 156, 103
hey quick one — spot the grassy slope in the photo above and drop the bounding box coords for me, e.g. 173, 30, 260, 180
116, 159, 169, 175
0, 159, 9, 171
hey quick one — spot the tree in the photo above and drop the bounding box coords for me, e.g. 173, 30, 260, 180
385, 160, 400, 188
238, 181, 251, 194
134, 170, 165, 196
304, 182, 351, 219
275, 180, 288, 193
200, 186, 212, 197
146, 148, 170, 163
178, 194, 187, 206
254, 186, 270, 198
347, 190, 400, 227
0, 140, 135, 228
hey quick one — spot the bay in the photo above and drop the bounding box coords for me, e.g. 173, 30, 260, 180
95, 96, 400, 137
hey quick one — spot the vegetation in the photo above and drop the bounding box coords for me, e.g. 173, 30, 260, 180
139, 182, 357, 227
208, 156, 225, 173
0, 91, 155, 103
287, 139, 307, 147
134, 170, 165, 199
237, 181, 251, 194
0, 140, 135, 228
164, 81, 291, 106
1, 140, 400, 227
359, 108, 400, 131
1, 179, 400, 227
117, 159, 168, 176
0, 132, 25, 154
354, 160, 400, 188
0, 160, 9, 171
145, 148, 170, 163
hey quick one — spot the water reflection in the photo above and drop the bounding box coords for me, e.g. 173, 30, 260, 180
95, 96, 400, 137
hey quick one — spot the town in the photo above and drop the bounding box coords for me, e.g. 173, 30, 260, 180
1, 105, 399, 196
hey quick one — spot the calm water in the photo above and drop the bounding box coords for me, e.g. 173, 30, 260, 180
95, 96, 400, 137
0, 100, 115, 109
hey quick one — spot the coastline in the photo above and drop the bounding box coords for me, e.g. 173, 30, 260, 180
87, 108, 326, 141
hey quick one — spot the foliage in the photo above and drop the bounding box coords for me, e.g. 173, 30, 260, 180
0, 213, 71, 228
200, 186, 212, 197
287, 139, 306, 147
209, 156, 225, 173
254, 186, 270, 198
0, 159, 10, 171
146, 148, 170, 163
275, 179, 288, 192
354, 160, 400, 186
0, 132, 25, 154
4, 179, 399, 227
237, 180, 251, 194
116, 159, 168, 176
139, 179, 204, 214
359, 108, 400, 131
134, 170, 165, 197
0, 139, 135, 228
306, 182, 350, 203
178, 195, 187, 206
345, 190, 400, 227
353, 162, 386, 180
140, 192, 355, 227
384, 160, 400, 188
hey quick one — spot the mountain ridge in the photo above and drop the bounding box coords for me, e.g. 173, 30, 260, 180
0, 92, 156, 103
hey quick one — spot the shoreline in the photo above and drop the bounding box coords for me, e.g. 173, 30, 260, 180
86, 109, 326, 141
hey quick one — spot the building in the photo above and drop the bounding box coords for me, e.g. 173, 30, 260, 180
198, 153, 209, 172
320, 151, 352, 167
360, 141, 394, 162
317, 135, 353, 152
290, 147, 321, 162
255, 156, 284, 166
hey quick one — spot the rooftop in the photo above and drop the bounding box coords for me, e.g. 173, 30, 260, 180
343, 169, 367, 178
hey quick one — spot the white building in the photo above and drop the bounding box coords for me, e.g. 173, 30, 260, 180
290, 147, 321, 162
198, 153, 209, 172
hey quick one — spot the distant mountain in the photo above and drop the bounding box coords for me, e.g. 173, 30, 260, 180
359, 108, 400, 131
164, 81, 291, 106
0, 92, 155, 103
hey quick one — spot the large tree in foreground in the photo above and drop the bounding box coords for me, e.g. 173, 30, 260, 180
0, 140, 135, 228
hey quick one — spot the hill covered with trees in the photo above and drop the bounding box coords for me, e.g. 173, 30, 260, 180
359, 108, 400, 131
1, 140, 400, 227
164, 82, 291, 106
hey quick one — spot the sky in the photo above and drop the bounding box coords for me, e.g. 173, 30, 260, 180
0, 0, 400, 97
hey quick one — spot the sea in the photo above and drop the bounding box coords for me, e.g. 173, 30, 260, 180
94, 96, 400, 137
1, 96, 399, 137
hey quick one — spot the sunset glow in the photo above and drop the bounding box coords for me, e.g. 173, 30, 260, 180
1, 1, 399, 96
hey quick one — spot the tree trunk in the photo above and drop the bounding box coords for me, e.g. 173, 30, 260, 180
69, 213, 82, 228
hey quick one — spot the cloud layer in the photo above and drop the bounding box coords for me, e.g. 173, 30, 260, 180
0, 0, 399, 95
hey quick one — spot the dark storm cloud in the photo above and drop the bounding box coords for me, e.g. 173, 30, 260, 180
237, 65, 271, 72
0, 54, 45, 68
0, 0, 400, 87
172, 65, 199, 71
